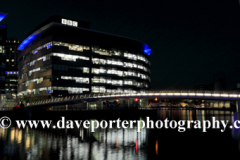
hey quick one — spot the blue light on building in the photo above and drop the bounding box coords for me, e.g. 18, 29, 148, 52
0, 12, 7, 22
18, 34, 38, 50
47, 43, 52, 49
143, 44, 151, 56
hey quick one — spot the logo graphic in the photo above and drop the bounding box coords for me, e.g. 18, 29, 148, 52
0, 116, 11, 129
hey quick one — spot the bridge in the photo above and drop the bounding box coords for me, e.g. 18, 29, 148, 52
25, 90, 240, 111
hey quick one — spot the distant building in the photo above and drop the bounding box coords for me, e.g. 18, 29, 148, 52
17, 16, 151, 100
5, 39, 21, 107
0, 12, 7, 107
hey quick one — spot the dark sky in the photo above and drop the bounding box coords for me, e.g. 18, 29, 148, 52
1, 0, 240, 90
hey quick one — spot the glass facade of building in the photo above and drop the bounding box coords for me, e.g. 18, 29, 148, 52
18, 16, 151, 100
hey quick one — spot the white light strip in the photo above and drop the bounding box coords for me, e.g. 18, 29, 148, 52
221, 94, 228, 97
204, 93, 211, 96
174, 93, 181, 96
229, 94, 238, 97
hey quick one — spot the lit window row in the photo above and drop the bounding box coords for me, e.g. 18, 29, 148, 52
6, 59, 14, 62
19, 77, 43, 87
18, 86, 141, 94
52, 53, 89, 61
124, 53, 149, 64
92, 86, 137, 94
29, 68, 40, 76
92, 77, 148, 88
92, 47, 150, 64
32, 42, 52, 54
9, 79, 17, 82
5, 71, 18, 74
61, 76, 89, 84
20, 54, 51, 70
51, 87, 89, 94
20, 65, 53, 79
30, 41, 90, 55
92, 48, 121, 56
53, 41, 90, 52
6, 40, 20, 43
20, 52, 89, 71
92, 86, 106, 93
6, 89, 16, 91
30, 54, 51, 66
18, 87, 89, 95
92, 58, 149, 72
91, 68, 150, 81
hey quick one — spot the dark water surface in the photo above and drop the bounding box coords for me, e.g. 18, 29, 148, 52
0, 109, 240, 160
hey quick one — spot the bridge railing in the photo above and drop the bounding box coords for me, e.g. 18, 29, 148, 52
26, 90, 240, 107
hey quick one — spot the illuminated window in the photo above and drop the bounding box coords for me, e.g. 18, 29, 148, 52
92, 86, 106, 93
52, 53, 89, 61
29, 67, 40, 76
83, 67, 89, 73
61, 76, 89, 84
6, 59, 9, 62
92, 48, 110, 56
37, 77, 43, 84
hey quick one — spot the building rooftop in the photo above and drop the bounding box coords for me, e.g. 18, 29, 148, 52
18, 16, 151, 55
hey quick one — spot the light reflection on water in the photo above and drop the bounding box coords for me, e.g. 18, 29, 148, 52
0, 109, 240, 159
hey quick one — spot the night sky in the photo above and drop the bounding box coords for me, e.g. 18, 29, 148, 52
1, 0, 240, 90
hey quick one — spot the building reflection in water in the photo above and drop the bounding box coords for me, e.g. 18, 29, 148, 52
0, 120, 148, 160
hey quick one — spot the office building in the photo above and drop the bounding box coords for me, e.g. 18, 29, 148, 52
18, 16, 151, 100
5, 39, 20, 107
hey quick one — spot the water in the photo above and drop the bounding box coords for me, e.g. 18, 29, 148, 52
0, 109, 240, 159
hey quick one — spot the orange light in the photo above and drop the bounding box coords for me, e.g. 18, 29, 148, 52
155, 97, 158, 101
116, 99, 119, 102
156, 140, 158, 155
116, 138, 118, 148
